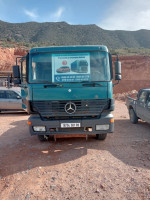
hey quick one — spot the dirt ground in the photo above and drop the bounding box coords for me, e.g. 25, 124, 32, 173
0, 101, 150, 200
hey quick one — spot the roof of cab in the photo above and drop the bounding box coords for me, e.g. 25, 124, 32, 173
140, 88, 150, 91
30, 45, 108, 54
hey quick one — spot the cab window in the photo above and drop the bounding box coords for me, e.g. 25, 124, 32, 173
21, 59, 27, 82
6, 91, 18, 99
0, 91, 6, 98
147, 93, 150, 107
139, 91, 147, 103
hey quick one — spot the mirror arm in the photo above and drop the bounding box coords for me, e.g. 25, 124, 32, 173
113, 80, 120, 87
16, 57, 23, 65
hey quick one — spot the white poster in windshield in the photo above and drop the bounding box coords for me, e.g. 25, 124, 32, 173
52, 53, 90, 82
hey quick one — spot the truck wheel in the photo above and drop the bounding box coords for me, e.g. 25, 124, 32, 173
96, 133, 107, 140
129, 109, 138, 124
38, 135, 49, 141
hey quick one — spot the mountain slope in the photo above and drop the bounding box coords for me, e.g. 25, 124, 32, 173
0, 20, 150, 49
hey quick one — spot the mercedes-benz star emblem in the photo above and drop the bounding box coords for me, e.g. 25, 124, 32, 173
65, 102, 76, 114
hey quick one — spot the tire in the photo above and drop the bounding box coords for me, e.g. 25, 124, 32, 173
49, 135, 55, 141
129, 109, 138, 124
96, 133, 107, 140
38, 135, 49, 141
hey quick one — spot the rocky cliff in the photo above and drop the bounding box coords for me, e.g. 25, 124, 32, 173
113, 55, 150, 93
0, 47, 27, 71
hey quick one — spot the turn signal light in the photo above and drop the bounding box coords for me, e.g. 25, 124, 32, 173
110, 118, 114, 123
27, 121, 32, 125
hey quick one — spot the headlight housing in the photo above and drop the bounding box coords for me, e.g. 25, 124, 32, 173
96, 125, 109, 131
33, 126, 46, 132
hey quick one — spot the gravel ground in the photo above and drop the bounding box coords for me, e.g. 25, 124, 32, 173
0, 101, 150, 200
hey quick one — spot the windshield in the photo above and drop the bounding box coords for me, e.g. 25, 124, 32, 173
29, 51, 110, 83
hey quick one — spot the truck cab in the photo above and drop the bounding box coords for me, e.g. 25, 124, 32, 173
13, 45, 121, 141
127, 88, 150, 124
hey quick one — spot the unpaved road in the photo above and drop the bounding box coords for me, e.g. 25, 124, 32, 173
0, 101, 150, 200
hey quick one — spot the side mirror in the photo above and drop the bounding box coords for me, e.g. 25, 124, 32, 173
16, 95, 21, 99
13, 65, 21, 85
115, 74, 122, 80
115, 59, 121, 80
13, 65, 20, 78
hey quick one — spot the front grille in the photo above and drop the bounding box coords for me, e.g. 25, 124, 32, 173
31, 99, 109, 117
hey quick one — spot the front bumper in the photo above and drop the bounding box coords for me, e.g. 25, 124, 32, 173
28, 113, 114, 135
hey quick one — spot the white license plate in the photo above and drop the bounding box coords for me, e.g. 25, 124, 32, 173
61, 123, 81, 128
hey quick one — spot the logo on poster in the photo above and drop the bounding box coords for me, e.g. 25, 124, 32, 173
62, 60, 67, 65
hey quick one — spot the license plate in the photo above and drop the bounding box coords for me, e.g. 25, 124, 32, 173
61, 123, 81, 128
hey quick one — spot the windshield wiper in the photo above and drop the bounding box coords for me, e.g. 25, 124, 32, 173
81, 81, 103, 87
43, 81, 63, 88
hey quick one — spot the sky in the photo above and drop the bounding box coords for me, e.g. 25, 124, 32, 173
0, 0, 150, 31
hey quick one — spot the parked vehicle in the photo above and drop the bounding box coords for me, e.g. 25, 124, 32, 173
13, 45, 121, 141
56, 66, 70, 73
0, 88, 23, 111
71, 60, 88, 73
126, 88, 150, 124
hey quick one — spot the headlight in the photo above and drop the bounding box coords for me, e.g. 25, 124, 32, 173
96, 125, 109, 131
33, 126, 46, 132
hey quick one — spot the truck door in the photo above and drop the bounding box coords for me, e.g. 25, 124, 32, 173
144, 92, 150, 124
136, 90, 147, 121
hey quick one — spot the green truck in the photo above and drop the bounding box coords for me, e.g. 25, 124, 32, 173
13, 45, 121, 141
